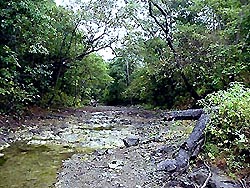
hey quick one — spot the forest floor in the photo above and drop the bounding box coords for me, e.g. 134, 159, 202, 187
0, 106, 247, 188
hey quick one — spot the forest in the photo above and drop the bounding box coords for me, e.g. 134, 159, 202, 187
0, 0, 249, 184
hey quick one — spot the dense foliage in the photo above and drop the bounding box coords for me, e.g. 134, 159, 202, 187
104, 0, 249, 107
199, 82, 250, 174
1, 0, 249, 111
0, 0, 114, 114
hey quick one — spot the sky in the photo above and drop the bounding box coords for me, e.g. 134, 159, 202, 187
54, 0, 115, 61
54, 0, 70, 6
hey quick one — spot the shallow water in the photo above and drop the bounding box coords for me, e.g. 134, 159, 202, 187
0, 142, 73, 188
0, 107, 160, 188
0, 123, 132, 187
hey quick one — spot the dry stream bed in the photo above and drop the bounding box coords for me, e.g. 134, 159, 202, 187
0, 106, 243, 188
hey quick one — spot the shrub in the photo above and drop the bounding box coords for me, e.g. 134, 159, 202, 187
40, 90, 75, 108
199, 82, 250, 173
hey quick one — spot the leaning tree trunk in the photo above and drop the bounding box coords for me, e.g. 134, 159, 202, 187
158, 109, 209, 173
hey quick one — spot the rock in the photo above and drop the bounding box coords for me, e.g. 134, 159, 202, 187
164, 180, 195, 188
93, 149, 113, 156
122, 136, 139, 147
157, 159, 177, 172
108, 160, 124, 169
189, 169, 207, 185
0, 153, 4, 157
209, 177, 240, 188
156, 145, 176, 154
188, 167, 240, 188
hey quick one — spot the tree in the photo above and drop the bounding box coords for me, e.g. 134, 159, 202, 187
107, 0, 249, 108
47, 0, 126, 105
0, 0, 120, 112
104, 58, 128, 105
63, 53, 112, 106
0, 0, 59, 113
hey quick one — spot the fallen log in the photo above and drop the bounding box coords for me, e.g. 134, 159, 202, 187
158, 110, 210, 173
162, 108, 204, 121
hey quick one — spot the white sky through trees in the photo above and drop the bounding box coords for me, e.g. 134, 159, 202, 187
54, 0, 115, 61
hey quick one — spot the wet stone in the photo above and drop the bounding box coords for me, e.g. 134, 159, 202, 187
122, 136, 140, 147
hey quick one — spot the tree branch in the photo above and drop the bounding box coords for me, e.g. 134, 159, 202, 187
75, 43, 112, 61
147, 0, 200, 100
201, 162, 212, 188
149, 2, 168, 35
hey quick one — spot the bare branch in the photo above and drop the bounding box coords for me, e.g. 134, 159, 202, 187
201, 162, 212, 188
150, 1, 169, 33
75, 43, 112, 61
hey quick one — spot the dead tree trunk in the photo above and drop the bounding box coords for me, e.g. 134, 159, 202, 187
158, 109, 209, 173
162, 109, 204, 121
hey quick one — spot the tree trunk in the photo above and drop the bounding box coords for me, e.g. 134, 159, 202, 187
162, 108, 204, 121
158, 110, 209, 173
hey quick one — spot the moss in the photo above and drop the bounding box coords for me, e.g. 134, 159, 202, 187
0, 156, 6, 166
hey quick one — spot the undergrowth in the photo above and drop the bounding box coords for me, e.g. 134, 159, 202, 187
199, 82, 250, 177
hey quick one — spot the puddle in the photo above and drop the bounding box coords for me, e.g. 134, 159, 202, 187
0, 126, 128, 188
0, 142, 74, 188
0, 108, 159, 188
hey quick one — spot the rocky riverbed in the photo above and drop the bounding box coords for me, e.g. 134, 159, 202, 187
0, 106, 247, 188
